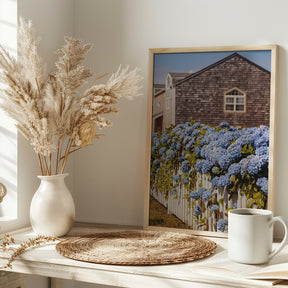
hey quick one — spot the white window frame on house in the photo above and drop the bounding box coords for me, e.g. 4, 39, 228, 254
166, 74, 172, 87
224, 88, 246, 113
165, 88, 170, 109
165, 74, 172, 110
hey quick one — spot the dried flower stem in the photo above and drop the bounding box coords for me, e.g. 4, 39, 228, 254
58, 141, 64, 174
90, 73, 109, 86
0, 19, 142, 176
0, 234, 15, 252
43, 156, 49, 175
0, 235, 59, 269
55, 140, 61, 175
61, 139, 73, 174
49, 153, 52, 175
60, 147, 81, 160
37, 153, 44, 176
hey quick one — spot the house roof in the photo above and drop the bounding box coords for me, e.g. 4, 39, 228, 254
168, 72, 191, 84
175, 52, 270, 87
154, 89, 165, 97
153, 83, 165, 89
168, 72, 191, 78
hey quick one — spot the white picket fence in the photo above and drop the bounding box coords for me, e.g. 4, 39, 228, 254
151, 172, 247, 232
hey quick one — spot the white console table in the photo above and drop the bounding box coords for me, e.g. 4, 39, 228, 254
1, 223, 288, 288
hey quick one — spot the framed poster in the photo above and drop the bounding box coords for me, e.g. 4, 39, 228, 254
144, 45, 278, 236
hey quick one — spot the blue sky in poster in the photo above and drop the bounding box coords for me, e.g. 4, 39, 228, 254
153, 50, 271, 84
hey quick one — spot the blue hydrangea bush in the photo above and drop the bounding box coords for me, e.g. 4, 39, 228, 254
150, 121, 269, 232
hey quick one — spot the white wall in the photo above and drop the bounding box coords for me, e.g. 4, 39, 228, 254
8, 0, 288, 287
71, 2, 288, 286
73, 0, 288, 235
73, 0, 146, 226
0, 0, 18, 226
13, 0, 288, 232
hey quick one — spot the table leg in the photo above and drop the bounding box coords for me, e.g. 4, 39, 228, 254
50, 277, 63, 288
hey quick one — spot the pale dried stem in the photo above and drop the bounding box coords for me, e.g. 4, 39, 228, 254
59, 146, 81, 160
61, 138, 72, 174
43, 156, 49, 175
55, 140, 61, 175
37, 153, 44, 176
35, 77, 41, 96
59, 141, 64, 174
90, 73, 109, 86
49, 153, 52, 175
0, 20, 142, 176
0, 235, 59, 269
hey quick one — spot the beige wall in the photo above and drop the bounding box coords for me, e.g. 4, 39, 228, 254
73, 0, 146, 226
13, 0, 288, 252
15, 0, 288, 231
10, 0, 288, 287
73, 0, 288, 239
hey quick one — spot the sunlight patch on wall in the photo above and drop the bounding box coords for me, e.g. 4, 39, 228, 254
0, 0, 17, 220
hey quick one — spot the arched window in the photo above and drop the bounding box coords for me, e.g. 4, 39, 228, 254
224, 88, 246, 113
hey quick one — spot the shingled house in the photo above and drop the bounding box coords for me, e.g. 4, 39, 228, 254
153, 72, 190, 132
152, 53, 271, 132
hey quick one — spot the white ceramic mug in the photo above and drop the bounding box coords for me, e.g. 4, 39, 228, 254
228, 208, 288, 264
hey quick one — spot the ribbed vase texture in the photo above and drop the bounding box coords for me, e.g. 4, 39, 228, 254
30, 173, 75, 237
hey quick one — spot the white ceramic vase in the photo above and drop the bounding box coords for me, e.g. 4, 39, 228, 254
30, 173, 75, 237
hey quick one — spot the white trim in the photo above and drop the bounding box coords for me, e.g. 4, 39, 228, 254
172, 86, 176, 125
166, 88, 170, 109
224, 88, 246, 113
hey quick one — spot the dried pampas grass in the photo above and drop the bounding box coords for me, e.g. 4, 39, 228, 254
0, 19, 142, 175
0, 234, 59, 269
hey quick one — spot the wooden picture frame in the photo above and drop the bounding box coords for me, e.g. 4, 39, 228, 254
144, 45, 278, 237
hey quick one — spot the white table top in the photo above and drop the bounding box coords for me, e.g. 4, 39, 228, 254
1, 223, 288, 288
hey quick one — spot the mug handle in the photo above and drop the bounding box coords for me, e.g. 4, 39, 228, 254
268, 216, 288, 260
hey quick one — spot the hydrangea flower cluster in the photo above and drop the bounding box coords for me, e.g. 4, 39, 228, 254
217, 219, 228, 232
150, 121, 269, 232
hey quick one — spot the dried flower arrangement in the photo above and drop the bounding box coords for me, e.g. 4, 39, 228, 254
0, 234, 58, 269
0, 183, 7, 202
0, 19, 142, 175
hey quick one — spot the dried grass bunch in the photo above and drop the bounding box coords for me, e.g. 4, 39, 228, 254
0, 233, 58, 269
0, 19, 142, 175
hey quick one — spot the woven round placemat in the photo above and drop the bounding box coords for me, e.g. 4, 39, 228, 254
56, 230, 217, 265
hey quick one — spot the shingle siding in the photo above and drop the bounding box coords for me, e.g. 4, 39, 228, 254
175, 54, 271, 127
